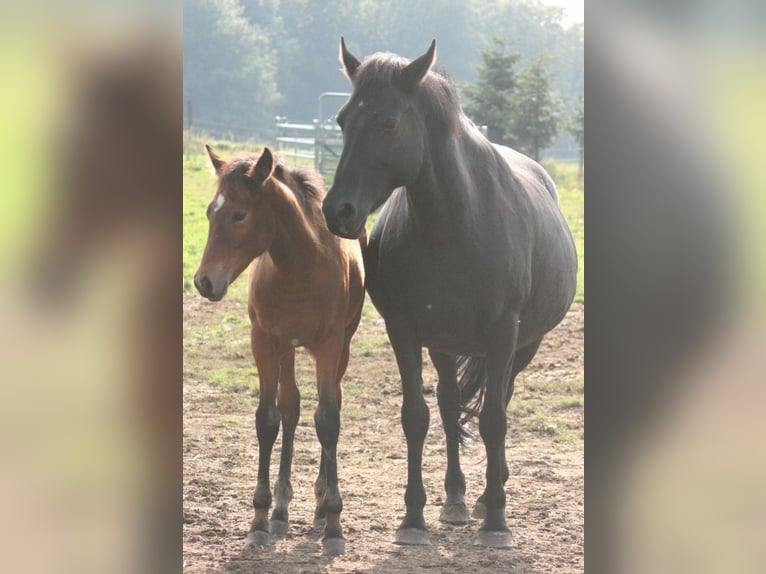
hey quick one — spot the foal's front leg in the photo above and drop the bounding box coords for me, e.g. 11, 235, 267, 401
270, 349, 300, 536
312, 337, 346, 556
246, 333, 281, 548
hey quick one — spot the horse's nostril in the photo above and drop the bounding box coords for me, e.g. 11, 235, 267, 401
338, 202, 355, 221
199, 275, 213, 296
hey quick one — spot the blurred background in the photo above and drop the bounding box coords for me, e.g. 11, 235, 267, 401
0, 0, 764, 572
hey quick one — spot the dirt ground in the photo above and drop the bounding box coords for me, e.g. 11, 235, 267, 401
183, 294, 583, 574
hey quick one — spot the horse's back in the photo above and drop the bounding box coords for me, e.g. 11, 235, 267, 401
493, 144, 560, 206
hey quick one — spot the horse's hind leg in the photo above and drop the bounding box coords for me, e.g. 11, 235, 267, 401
473, 337, 543, 520
429, 350, 469, 525
270, 349, 300, 536
313, 337, 347, 556
246, 332, 282, 549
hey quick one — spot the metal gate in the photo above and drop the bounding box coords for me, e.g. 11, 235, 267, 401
275, 92, 349, 182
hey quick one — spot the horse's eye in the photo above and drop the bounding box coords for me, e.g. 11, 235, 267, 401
383, 117, 398, 131
232, 211, 247, 223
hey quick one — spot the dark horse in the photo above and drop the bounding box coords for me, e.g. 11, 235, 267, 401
195, 147, 365, 555
322, 39, 577, 547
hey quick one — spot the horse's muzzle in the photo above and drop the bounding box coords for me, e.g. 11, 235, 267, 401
322, 196, 365, 239
194, 272, 228, 302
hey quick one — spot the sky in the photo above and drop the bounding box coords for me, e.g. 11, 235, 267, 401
543, 0, 584, 25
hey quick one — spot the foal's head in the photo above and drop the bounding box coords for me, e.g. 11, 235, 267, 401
323, 38, 456, 238
194, 146, 278, 301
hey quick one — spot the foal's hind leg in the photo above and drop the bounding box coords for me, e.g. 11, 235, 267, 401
270, 349, 300, 536
429, 350, 469, 525
246, 331, 282, 548
312, 336, 347, 556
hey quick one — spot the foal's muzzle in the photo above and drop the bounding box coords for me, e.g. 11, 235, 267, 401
193, 271, 229, 302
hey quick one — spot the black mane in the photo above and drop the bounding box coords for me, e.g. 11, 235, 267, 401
354, 52, 463, 135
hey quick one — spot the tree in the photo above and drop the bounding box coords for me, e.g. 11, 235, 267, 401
462, 38, 522, 147
567, 97, 584, 174
512, 56, 562, 161
183, 0, 280, 138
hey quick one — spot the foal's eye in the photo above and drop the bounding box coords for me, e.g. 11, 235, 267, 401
231, 211, 247, 223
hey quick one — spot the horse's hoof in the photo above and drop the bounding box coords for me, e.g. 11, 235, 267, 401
474, 529, 512, 548
322, 537, 346, 556
394, 528, 431, 545
245, 530, 272, 548
269, 519, 289, 537
440, 503, 470, 524
472, 500, 487, 519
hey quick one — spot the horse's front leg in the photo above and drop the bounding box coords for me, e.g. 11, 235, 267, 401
312, 336, 346, 556
270, 349, 299, 536
476, 312, 519, 548
386, 315, 430, 545
246, 330, 282, 548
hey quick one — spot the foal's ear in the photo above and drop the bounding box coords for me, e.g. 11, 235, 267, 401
205, 144, 225, 175
339, 36, 361, 79
248, 147, 275, 183
400, 39, 437, 92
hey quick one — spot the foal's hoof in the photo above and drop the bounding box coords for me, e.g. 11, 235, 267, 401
474, 529, 513, 548
472, 500, 487, 519
269, 519, 289, 537
245, 530, 272, 549
440, 503, 470, 524
394, 528, 431, 546
322, 537, 346, 556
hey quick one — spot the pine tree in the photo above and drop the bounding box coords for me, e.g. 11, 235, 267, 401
462, 38, 521, 147
567, 97, 584, 174
513, 56, 562, 161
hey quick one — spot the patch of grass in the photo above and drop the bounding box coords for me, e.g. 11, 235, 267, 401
352, 335, 390, 358
555, 396, 582, 410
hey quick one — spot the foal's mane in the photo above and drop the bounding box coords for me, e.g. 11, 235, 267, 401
354, 52, 463, 135
221, 154, 326, 215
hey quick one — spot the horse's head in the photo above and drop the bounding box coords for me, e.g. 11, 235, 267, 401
323, 38, 437, 238
194, 146, 278, 301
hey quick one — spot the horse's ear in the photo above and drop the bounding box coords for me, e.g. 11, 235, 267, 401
205, 144, 225, 175
400, 39, 437, 91
339, 36, 361, 79
248, 147, 275, 183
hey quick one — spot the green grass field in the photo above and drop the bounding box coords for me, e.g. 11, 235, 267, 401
183, 135, 584, 303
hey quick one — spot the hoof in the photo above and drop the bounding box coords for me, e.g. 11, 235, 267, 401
472, 500, 487, 519
440, 503, 470, 525
245, 530, 272, 549
394, 528, 431, 546
322, 537, 346, 556
313, 518, 326, 530
474, 529, 512, 548
269, 519, 289, 537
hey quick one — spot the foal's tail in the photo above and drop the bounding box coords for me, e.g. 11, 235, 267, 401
456, 355, 488, 444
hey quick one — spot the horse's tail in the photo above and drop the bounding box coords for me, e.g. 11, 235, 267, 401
456, 355, 488, 445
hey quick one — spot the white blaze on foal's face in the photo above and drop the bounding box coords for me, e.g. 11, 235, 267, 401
212, 193, 225, 213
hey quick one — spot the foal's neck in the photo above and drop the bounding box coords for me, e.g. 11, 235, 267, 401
266, 180, 320, 276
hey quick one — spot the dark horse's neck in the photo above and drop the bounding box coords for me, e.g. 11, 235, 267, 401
405, 114, 489, 244
266, 178, 321, 277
